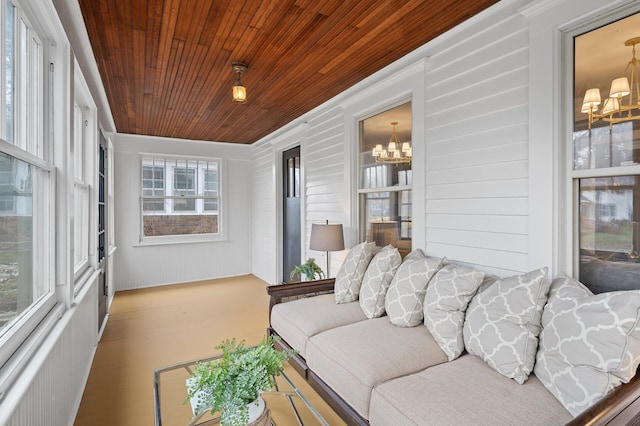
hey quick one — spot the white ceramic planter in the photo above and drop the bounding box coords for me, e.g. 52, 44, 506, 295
186, 377, 266, 423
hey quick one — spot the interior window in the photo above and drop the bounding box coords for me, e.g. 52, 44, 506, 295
358, 102, 412, 257
573, 13, 640, 293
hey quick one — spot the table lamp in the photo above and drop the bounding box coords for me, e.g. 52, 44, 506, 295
309, 220, 345, 277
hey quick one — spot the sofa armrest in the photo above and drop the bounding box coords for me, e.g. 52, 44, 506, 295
567, 369, 640, 425
265, 278, 336, 314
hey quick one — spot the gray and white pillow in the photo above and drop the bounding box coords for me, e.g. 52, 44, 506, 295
534, 275, 640, 416
359, 245, 402, 318
424, 263, 485, 361
385, 250, 444, 327
463, 267, 549, 384
334, 242, 376, 304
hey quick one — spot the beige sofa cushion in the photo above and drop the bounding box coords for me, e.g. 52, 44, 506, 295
306, 317, 447, 419
369, 355, 571, 426
424, 263, 485, 361
463, 267, 549, 384
270, 294, 367, 357
359, 245, 402, 318
334, 242, 376, 304
535, 275, 640, 416
385, 250, 443, 327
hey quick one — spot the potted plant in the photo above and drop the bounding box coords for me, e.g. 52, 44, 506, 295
186, 336, 297, 426
290, 258, 325, 281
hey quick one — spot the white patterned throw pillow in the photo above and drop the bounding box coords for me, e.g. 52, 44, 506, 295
385, 250, 444, 327
534, 275, 640, 417
334, 242, 376, 304
463, 267, 549, 384
424, 263, 485, 361
359, 245, 402, 318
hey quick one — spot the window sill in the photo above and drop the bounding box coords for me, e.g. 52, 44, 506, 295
134, 235, 226, 247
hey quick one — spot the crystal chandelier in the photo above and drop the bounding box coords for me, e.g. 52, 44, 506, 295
371, 121, 412, 164
582, 37, 640, 128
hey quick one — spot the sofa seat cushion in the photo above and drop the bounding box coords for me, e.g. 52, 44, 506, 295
306, 317, 447, 419
270, 294, 367, 357
369, 354, 572, 426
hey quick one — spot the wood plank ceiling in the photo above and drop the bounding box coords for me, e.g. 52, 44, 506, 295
79, 0, 499, 144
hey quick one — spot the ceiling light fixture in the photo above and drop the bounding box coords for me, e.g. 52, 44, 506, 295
372, 121, 412, 164
231, 62, 248, 103
582, 37, 640, 128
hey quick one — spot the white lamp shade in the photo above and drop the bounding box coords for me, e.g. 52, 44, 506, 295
381, 149, 388, 158
393, 150, 401, 159
610, 77, 630, 98
309, 223, 344, 252
581, 103, 595, 113
232, 85, 246, 102
401, 142, 411, 153
602, 97, 620, 115
582, 88, 601, 107
388, 141, 397, 152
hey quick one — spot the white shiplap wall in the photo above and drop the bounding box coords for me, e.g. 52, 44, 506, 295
424, 9, 530, 276
303, 106, 349, 274
113, 134, 252, 290
251, 142, 277, 283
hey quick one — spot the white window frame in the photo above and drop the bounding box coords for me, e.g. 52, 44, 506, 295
139, 154, 224, 244
0, 0, 56, 371
72, 59, 97, 285
356, 100, 413, 250
562, 7, 640, 277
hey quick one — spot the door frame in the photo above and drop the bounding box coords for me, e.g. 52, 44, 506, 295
271, 127, 307, 284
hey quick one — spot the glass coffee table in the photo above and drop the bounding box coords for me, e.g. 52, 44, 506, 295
154, 354, 329, 426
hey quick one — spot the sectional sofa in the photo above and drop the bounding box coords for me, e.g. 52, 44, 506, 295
267, 244, 640, 425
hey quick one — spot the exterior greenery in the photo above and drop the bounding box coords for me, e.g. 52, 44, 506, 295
290, 258, 325, 281
186, 337, 297, 426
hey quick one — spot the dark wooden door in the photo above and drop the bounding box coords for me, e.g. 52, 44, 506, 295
97, 131, 108, 330
283, 146, 301, 283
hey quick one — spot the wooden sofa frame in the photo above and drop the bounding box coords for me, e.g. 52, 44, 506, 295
266, 278, 640, 426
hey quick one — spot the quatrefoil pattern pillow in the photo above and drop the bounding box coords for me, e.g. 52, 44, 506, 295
534, 275, 640, 416
424, 263, 485, 361
359, 245, 402, 318
385, 250, 444, 327
463, 267, 549, 384
334, 242, 376, 304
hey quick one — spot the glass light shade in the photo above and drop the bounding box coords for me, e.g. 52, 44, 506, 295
609, 77, 630, 98
602, 97, 620, 115
401, 142, 411, 153
582, 88, 601, 107
232, 85, 246, 103
388, 141, 397, 152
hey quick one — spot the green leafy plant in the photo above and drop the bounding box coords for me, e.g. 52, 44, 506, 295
290, 257, 325, 281
186, 336, 297, 426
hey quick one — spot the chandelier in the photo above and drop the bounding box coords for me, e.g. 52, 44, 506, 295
582, 37, 640, 128
371, 121, 412, 164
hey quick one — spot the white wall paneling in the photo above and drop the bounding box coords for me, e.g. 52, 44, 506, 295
303, 106, 347, 275
2, 275, 98, 425
423, 3, 531, 276
113, 134, 252, 290
251, 142, 277, 284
